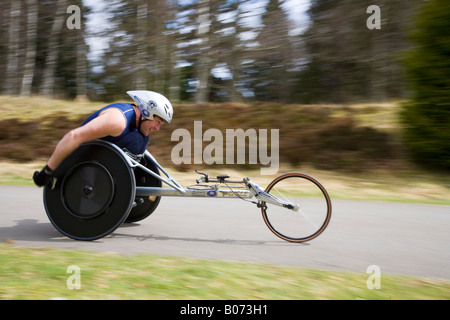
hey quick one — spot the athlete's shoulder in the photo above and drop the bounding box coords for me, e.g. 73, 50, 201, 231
105, 102, 134, 111
99, 103, 134, 116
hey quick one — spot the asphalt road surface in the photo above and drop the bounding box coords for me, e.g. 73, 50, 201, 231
1, 186, 449, 279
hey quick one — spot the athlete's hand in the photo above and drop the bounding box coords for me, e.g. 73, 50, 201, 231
33, 165, 54, 187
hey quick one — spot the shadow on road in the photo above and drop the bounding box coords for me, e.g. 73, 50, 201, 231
1, 219, 73, 243
1, 219, 305, 247
110, 223, 308, 246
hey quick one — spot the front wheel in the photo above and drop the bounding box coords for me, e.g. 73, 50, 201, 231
261, 173, 332, 243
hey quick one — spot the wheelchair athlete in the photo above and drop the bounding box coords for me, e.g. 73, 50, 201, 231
33, 90, 173, 187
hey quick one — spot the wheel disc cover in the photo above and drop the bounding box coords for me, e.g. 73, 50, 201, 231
62, 162, 114, 219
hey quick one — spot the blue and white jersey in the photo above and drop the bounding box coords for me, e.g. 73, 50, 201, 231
82, 103, 149, 155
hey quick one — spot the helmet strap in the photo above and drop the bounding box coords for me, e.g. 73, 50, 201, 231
133, 104, 148, 134
138, 114, 145, 132
138, 113, 152, 133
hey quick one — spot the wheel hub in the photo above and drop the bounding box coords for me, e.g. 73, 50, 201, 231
83, 185, 94, 196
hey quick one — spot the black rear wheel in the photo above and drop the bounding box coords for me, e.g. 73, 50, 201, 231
125, 153, 162, 223
44, 141, 136, 240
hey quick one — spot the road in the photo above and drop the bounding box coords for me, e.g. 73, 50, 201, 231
0, 185, 449, 279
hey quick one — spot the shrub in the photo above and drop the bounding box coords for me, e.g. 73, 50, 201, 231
0, 104, 400, 172
401, 0, 450, 169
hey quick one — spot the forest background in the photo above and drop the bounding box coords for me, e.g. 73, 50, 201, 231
0, 0, 419, 103
0, 0, 449, 175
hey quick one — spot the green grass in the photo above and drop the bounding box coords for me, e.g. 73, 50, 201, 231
0, 244, 449, 300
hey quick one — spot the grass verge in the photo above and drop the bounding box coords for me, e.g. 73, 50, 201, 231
2, 161, 449, 205
0, 244, 449, 300
1, 96, 449, 204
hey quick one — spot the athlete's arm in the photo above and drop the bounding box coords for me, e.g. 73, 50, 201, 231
47, 108, 126, 170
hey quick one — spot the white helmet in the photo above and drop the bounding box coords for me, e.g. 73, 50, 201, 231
127, 90, 173, 124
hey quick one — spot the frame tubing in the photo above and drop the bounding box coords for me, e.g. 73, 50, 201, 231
135, 186, 253, 199
103, 141, 296, 210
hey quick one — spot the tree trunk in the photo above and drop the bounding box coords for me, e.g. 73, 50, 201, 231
5, 0, 21, 95
195, 0, 211, 104
75, 30, 88, 101
40, 0, 67, 97
229, 0, 244, 103
20, 0, 38, 97
135, 1, 148, 90
168, 33, 180, 103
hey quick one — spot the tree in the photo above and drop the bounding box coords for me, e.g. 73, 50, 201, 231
297, 0, 419, 103
75, 28, 89, 101
21, 0, 38, 97
40, 0, 67, 97
4, 0, 22, 95
0, 0, 88, 98
194, 0, 212, 103
204, 0, 256, 102
252, 0, 293, 102
94, 0, 175, 101
401, 0, 450, 169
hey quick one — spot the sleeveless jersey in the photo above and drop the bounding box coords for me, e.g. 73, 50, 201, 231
82, 103, 149, 155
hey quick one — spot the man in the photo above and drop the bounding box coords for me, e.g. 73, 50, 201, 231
33, 90, 173, 187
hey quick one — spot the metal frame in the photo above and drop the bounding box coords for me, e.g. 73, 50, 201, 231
103, 141, 300, 212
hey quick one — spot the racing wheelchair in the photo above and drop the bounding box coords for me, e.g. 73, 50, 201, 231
43, 140, 332, 242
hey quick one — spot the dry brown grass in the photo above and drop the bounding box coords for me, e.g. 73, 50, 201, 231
1, 96, 449, 204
